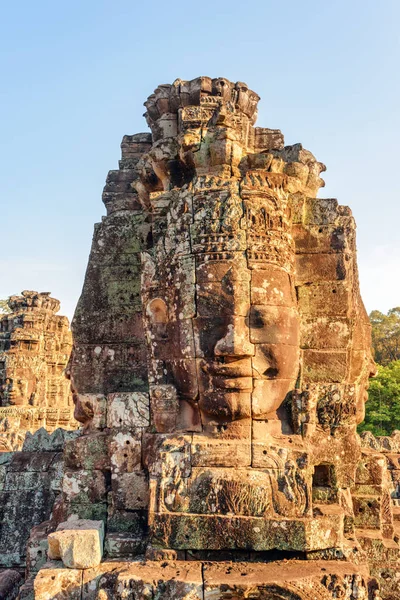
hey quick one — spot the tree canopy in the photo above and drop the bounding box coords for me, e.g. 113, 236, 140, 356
359, 360, 400, 436
370, 307, 400, 365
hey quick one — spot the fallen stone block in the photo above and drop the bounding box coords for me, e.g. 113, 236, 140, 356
48, 519, 104, 569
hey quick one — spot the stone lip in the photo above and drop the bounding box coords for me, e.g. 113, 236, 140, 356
48, 519, 104, 570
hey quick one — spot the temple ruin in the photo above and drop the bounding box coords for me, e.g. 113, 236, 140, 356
2, 77, 400, 599
0, 291, 76, 450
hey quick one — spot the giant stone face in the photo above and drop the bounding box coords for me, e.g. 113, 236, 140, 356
63, 79, 389, 599
136, 76, 375, 439
143, 188, 301, 434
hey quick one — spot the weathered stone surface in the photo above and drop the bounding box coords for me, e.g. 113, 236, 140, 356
0, 569, 22, 600
82, 561, 203, 600
64, 431, 109, 471
48, 519, 104, 569
23, 428, 81, 452
62, 469, 106, 504
24, 76, 394, 599
26, 522, 51, 575
0, 291, 76, 451
33, 564, 82, 599
111, 471, 149, 510
203, 560, 371, 599
0, 448, 64, 569
107, 392, 149, 428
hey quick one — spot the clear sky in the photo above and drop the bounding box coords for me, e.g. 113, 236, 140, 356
1, 0, 399, 321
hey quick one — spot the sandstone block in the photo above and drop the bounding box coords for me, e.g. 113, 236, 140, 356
9, 451, 56, 472
151, 512, 342, 552
64, 432, 109, 471
107, 392, 149, 428
295, 252, 348, 284
292, 223, 351, 254
0, 488, 56, 569
82, 561, 203, 600
111, 471, 149, 510
64, 502, 107, 522
203, 560, 369, 599
109, 429, 142, 473
355, 454, 386, 485
300, 317, 351, 349
191, 435, 251, 467
48, 519, 104, 569
34, 566, 82, 599
304, 197, 339, 225
143, 433, 192, 477
71, 394, 107, 429
107, 507, 147, 535
297, 282, 350, 317
250, 266, 294, 306
302, 349, 348, 383
251, 377, 297, 419
26, 522, 50, 575
249, 305, 299, 345
104, 532, 145, 558
62, 469, 106, 504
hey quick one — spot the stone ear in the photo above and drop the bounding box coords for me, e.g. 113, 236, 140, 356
147, 298, 169, 325
147, 299, 169, 340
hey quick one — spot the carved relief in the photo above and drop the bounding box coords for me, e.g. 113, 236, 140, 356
55, 76, 387, 600
0, 291, 76, 449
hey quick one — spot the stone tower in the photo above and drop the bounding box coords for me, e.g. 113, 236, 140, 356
26, 78, 400, 599
0, 290, 76, 450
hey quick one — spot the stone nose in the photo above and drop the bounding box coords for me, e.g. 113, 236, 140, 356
369, 359, 378, 379
214, 320, 254, 358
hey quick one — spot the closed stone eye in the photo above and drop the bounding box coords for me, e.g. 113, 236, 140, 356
249, 308, 265, 329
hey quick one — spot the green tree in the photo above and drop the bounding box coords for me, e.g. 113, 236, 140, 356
358, 360, 400, 436
370, 307, 400, 365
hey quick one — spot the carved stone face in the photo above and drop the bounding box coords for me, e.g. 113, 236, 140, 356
0, 377, 13, 406
193, 257, 300, 425
211, 78, 232, 102
349, 305, 377, 424
143, 189, 300, 430
353, 347, 377, 425
7, 377, 29, 406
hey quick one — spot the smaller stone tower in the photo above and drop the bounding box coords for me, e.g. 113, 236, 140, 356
0, 290, 77, 450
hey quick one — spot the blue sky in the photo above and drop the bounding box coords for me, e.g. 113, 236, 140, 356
1, 0, 399, 320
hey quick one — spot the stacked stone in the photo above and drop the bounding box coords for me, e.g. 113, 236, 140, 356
66, 134, 154, 558
24, 77, 398, 599
0, 291, 76, 450
0, 429, 79, 572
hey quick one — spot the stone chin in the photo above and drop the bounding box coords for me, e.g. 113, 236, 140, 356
198, 389, 252, 423
73, 394, 94, 425
355, 384, 371, 426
